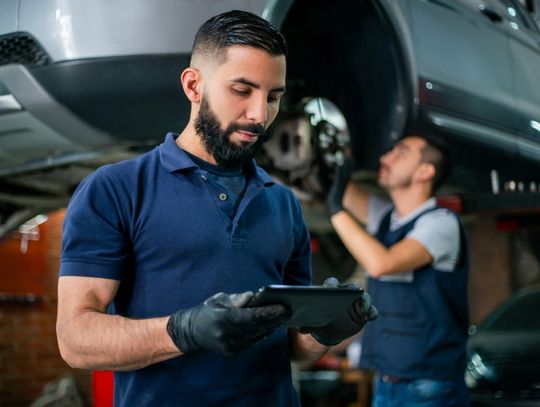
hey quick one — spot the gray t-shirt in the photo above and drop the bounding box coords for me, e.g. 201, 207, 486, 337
367, 195, 460, 282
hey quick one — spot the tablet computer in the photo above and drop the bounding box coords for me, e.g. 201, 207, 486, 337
246, 285, 363, 328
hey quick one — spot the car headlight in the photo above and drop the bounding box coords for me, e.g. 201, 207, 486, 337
466, 352, 497, 383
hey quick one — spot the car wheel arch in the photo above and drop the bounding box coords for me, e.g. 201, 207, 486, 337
277, 0, 416, 174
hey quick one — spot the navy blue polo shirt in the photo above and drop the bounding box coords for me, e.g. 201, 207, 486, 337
60, 133, 311, 406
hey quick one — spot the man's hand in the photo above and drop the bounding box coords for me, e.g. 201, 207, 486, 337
302, 277, 378, 346
326, 158, 353, 217
167, 292, 290, 356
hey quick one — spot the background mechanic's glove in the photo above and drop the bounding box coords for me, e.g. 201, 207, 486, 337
167, 291, 290, 356
326, 158, 353, 217
302, 277, 378, 346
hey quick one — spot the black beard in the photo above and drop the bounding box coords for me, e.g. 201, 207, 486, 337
194, 96, 270, 168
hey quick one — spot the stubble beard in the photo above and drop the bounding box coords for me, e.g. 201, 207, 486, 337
378, 168, 413, 191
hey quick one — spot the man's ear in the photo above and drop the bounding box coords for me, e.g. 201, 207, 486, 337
416, 162, 436, 183
181, 67, 202, 103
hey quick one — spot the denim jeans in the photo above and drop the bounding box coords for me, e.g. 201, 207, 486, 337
372, 375, 470, 407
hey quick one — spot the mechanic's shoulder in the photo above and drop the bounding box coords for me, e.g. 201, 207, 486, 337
270, 181, 302, 202
93, 150, 155, 183
71, 158, 140, 203
416, 206, 460, 227
433, 206, 461, 220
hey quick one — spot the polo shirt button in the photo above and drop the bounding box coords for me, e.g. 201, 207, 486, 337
219, 193, 228, 201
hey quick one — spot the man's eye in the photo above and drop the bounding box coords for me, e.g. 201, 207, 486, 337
267, 95, 279, 103
233, 88, 249, 95
397, 150, 407, 157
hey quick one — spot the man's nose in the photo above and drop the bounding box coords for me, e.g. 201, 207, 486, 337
246, 96, 268, 124
380, 151, 391, 165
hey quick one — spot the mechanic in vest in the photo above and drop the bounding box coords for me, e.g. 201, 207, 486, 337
326, 131, 469, 406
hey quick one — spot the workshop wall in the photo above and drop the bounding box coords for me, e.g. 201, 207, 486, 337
0, 210, 91, 407
467, 218, 513, 324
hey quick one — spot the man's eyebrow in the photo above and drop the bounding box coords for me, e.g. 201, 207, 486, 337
394, 142, 410, 151
230, 77, 286, 93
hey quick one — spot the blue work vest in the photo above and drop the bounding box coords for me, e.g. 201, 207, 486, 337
359, 207, 469, 379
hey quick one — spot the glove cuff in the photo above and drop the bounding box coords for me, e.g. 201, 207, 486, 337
327, 206, 345, 218
310, 332, 343, 347
167, 309, 200, 353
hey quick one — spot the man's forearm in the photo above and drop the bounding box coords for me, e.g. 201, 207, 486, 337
330, 211, 391, 277
288, 330, 329, 365
57, 311, 180, 371
330, 211, 432, 277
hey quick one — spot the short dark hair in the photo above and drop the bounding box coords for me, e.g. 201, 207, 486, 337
402, 130, 452, 193
192, 10, 287, 64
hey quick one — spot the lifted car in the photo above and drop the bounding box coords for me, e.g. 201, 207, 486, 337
1, 0, 540, 238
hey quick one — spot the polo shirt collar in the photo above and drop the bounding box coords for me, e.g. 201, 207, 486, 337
158, 132, 275, 186
159, 132, 198, 173
245, 159, 274, 186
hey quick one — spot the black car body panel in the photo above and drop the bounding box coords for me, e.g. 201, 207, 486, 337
467, 286, 540, 406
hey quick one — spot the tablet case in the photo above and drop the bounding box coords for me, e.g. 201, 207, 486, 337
246, 285, 364, 328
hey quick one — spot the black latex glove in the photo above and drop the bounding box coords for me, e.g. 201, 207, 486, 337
302, 277, 378, 346
326, 158, 353, 217
167, 291, 290, 356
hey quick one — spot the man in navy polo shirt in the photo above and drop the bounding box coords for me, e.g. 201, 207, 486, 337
327, 132, 470, 406
56, 10, 376, 406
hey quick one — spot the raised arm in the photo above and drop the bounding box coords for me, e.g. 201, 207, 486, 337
330, 212, 433, 277
343, 183, 370, 225
326, 159, 433, 277
56, 276, 179, 371
327, 158, 370, 225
